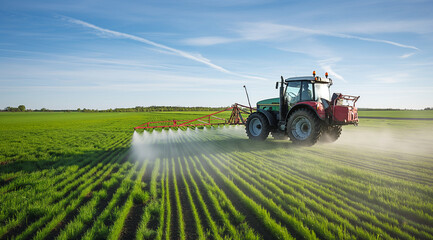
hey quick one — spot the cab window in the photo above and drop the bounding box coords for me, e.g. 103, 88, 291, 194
300, 81, 313, 101
286, 81, 314, 104
314, 83, 330, 101
286, 82, 301, 105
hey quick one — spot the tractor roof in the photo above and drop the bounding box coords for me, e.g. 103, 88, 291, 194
285, 76, 332, 83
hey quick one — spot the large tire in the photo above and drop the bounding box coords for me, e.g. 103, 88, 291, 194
271, 132, 289, 140
287, 109, 322, 146
320, 125, 342, 143
245, 112, 270, 141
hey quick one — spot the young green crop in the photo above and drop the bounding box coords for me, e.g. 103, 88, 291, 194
200, 154, 295, 240
173, 157, 186, 240
107, 160, 149, 240
136, 158, 161, 240
155, 160, 167, 240
1, 111, 432, 240
81, 161, 139, 240
163, 158, 171, 240
177, 156, 205, 239
189, 156, 260, 240
182, 156, 222, 239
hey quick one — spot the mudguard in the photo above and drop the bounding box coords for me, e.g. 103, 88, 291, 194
257, 109, 277, 128
287, 103, 326, 121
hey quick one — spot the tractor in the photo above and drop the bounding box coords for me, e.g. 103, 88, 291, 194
245, 71, 359, 145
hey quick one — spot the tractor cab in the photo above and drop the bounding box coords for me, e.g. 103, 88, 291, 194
257, 73, 333, 121
284, 75, 331, 106
258, 74, 332, 111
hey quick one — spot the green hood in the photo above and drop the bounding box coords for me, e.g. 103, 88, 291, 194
257, 98, 280, 111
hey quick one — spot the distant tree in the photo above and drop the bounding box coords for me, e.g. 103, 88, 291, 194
18, 105, 26, 112
41, 108, 48, 112
5, 107, 19, 112
77, 108, 81, 112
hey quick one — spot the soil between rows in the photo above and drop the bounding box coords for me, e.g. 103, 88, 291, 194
119, 202, 145, 240
119, 159, 153, 240
168, 158, 180, 240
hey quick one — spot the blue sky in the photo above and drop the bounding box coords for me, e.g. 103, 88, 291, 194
1, 0, 432, 109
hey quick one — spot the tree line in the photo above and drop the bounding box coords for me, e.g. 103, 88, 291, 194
3, 105, 26, 112
3, 105, 433, 112
2, 105, 228, 112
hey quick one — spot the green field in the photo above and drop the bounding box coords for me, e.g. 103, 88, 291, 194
1, 111, 432, 240
358, 110, 433, 118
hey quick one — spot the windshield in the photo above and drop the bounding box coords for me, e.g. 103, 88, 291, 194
314, 83, 330, 101
286, 81, 314, 105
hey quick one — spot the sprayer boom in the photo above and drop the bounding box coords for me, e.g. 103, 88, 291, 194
134, 103, 255, 130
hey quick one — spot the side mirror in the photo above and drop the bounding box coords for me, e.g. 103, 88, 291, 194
275, 82, 279, 89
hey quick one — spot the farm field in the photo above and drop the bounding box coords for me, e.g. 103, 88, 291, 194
358, 110, 433, 119
1, 111, 433, 240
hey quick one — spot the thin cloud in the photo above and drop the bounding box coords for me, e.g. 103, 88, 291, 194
62, 16, 266, 81
332, 33, 419, 50
0, 84, 240, 93
183, 36, 236, 46
318, 58, 346, 83
328, 20, 433, 35
0, 59, 249, 89
241, 22, 419, 50
186, 22, 419, 51
400, 52, 416, 59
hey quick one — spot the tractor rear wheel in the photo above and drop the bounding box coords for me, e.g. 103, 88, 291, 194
246, 112, 270, 141
320, 125, 342, 143
287, 108, 322, 146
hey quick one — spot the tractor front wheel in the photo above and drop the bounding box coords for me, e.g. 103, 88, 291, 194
246, 112, 270, 141
287, 109, 322, 146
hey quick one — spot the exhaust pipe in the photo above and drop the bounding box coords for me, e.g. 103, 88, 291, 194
279, 76, 286, 127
